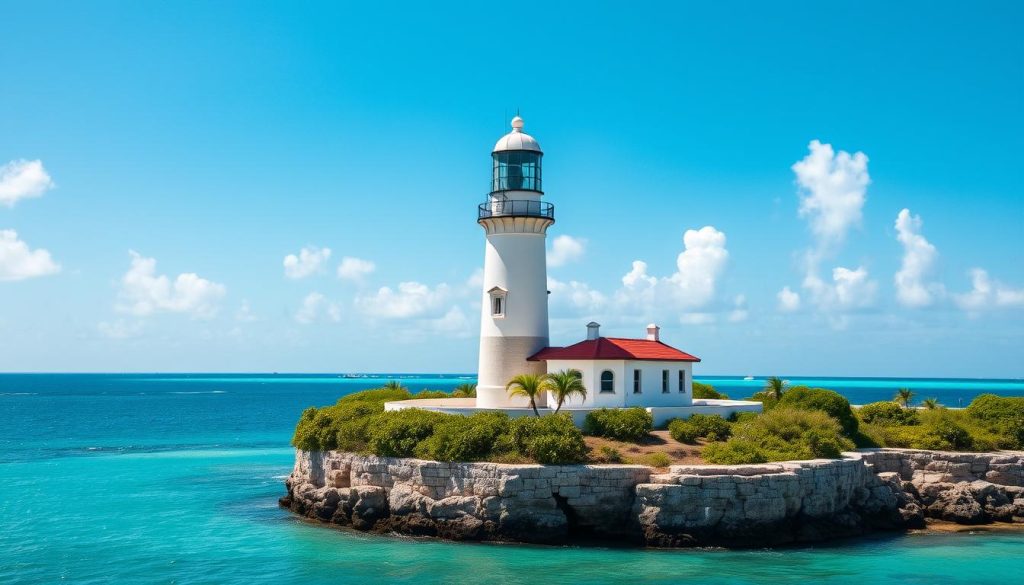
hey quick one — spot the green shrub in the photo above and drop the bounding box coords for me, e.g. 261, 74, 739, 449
747, 390, 779, 410
643, 452, 672, 468
339, 387, 413, 404
668, 419, 700, 444
412, 390, 450, 400
415, 412, 511, 461
367, 409, 446, 457
582, 408, 653, 442
693, 382, 728, 400
509, 414, 587, 464
686, 414, 732, 441
966, 394, 1024, 449
594, 445, 623, 463
778, 386, 859, 435
858, 401, 919, 426
703, 407, 854, 464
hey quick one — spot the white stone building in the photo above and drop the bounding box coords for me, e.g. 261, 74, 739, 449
386, 117, 761, 425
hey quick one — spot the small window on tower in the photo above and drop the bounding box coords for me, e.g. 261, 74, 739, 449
488, 287, 507, 318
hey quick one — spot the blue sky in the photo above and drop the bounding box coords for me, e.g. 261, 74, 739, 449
1, 1, 1021, 376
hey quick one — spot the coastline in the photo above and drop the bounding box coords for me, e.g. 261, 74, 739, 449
281, 448, 1024, 549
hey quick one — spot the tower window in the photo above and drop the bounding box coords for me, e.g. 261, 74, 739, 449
633, 369, 641, 394
662, 370, 670, 393
492, 151, 542, 192
679, 370, 686, 393
600, 370, 614, 393
488, 287, 507, 318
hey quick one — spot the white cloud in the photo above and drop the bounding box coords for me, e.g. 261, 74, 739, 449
804, 265, 878, 311
680, 312, 715, 325
728, 294, 749, 323
792, 140, 870, 251
894, 208, 942, 308
235, 300, 257, 322
0, 159, 55, 207
547, 235, 586, 267
777, 286, 801, 312
622, 260, 657, 289
954, 269, 1024, 313
0, 229, 61, 281
548, 276, 608, 314
283, 246, 331, 279
355, 281, 452, 319
98, 319, 143, 339
295, 292, 341, 324
667, 226, 729, 308
337, 256, 376, 281
116, 251, 226, 318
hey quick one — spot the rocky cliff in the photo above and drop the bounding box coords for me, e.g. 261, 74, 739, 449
280, 449, 1024, 547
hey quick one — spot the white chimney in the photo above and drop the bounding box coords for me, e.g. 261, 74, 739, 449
586, 322, 601, 340
646, 323, 660, 341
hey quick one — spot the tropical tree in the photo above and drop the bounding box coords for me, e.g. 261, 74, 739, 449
383, 380, 407, 391
763, 376, 788, 401
506, 374, 545, 417
542, 369, 587, 413
894, 388, 915, 408
453, 382, 477, 398
921, 397, 941, 410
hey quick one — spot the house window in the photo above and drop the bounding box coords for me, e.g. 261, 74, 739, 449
633, 369, 641, 393
678, 370, 686, 393
662, 370, 670, 393
600, 370, 614, 393
488, 287, 507, 318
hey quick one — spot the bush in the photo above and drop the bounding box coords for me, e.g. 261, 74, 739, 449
594, 445, 623, 463
703, 407, 854, 464
686, 414, 732, 441
582, 408, 653, 442
367, 409, 446, 457
858, 401, 919, 426
511, 414, 587, 464
778, 386, 859, 435
668, 419, 700, 444
748, 390, 779, 410
415, 412, 511, 461
643, 452, 672, 468
693, 382, 728, 400
412, 390, 450, 400
966, 394, 1024, 449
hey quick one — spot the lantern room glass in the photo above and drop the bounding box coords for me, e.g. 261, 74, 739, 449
492, 151, 542, 193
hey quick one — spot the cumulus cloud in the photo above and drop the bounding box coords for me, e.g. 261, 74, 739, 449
547, 235, 586, 267
777, 286, 801, 312
548, 277, 608, 314
283, 246, 331, 279
337, 256, 376, 281
621, 260, 657, 289
0, 229, 61, 281
782, 140, 876, 321
954, 269, 1024, 313
792, 140, 870, 252
355, 281, 453, 319
295, 292, 341, 324
0, 159, 55, 207
893, 208, 942, 307
116, 251, 226, 318
728, 295, 749, 323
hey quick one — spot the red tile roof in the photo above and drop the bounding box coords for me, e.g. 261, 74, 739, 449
528, 337, 700, 362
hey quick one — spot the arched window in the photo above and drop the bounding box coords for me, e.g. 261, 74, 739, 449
600, 370, 614, 393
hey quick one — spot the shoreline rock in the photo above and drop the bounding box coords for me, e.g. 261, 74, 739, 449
281, 448, 1024, 548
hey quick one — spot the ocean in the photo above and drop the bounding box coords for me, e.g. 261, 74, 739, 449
1, 373, 1022, 584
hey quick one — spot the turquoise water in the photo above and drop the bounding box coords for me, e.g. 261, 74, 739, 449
2, 374, 1023, 583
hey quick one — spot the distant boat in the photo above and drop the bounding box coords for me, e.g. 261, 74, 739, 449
744, 376, 755, 381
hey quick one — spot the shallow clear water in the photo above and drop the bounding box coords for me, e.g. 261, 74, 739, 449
1, 374, 1022, 584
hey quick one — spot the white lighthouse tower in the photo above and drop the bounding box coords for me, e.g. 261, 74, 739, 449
475, 116, 553, 409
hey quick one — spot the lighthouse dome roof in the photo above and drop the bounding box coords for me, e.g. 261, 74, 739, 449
493, 116, 542, 153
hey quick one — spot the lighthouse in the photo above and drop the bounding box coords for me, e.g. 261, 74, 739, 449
475, 116, 554, 409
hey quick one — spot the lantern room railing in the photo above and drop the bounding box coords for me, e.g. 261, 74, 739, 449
478, 199, 555, 221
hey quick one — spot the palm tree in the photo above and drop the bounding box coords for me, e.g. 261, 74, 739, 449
921, 397, 941, 410
763, 376, 787, 401
453, 382, 477, 398
542, 369, 587, 413
894, 388, 915, 408
506, 374, 545, 417
383, 380, 406, 392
